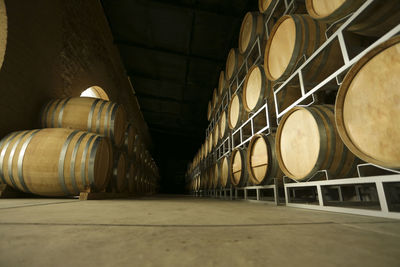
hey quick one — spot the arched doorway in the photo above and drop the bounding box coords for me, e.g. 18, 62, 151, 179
80, 86, 109, 101
0, 0, 7, 71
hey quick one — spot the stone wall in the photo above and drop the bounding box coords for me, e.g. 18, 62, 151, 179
0, 0, 151, 146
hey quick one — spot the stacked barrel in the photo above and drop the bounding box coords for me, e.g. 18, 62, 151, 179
0, 96, 159, 197
187, 0, 400, 193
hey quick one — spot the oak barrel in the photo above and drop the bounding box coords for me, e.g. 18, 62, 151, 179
124, 123, 136, 156
243, 64, 275, 113
208, 133, 213, 153
212, 88, 219, 109
225, 48, 244, 82
218, 71, 227, 96
246, 133, 283, 185
259, 0, 306, 16
41, 97, 127, 147
229, 147, 248, 187
0, 128, 112, 196
218, 110, 229, 139
127, 162, 137, 194
276, 105, 359, 181
306, 0, 400, 37
212, 162, 219, 189
219, 156, 230, 188
264, 14, 342, 83
228, 93, 247, 129
200, 171, 207, 190
133, 134, 142, 160
207, 100, 212, 121
204, 139, 209, 158
335, 36, 400, 169
212, 124, 219, 148
239, 12, 266, 54
207, 167, 214, 190
112, 151, 127, 193
305, 0, 364, 23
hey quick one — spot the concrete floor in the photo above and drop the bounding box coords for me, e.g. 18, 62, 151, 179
0, 196, 399, 267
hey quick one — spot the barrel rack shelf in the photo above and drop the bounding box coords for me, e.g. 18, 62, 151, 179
188, 0, 400, 220
231, 102, 272, 149
283, 169, 400, 220
196, 178, 283, 205
273, 0, 400, 123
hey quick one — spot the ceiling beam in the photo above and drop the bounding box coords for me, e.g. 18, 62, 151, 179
136, 92, 198, 105
141, 108, 181, 117
127, 72, 213, 88
136, 92, 183, 103
147, 0, 240, 18
115, 39, 224, 64
147, 123, 204, 137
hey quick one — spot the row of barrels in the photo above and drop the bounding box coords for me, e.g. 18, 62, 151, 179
0, 96, 159, 197
188, 0, 400, 177
189, 35, 400, 188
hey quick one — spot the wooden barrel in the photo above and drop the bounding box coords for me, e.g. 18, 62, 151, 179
199, 144, 203, 161
258, 0, 277, 14
228, 93, 247, 129
200, 171, 207, 190
335, 36, 400, 169
41, 97, 127, 147
0, 128, 112, 196
225, 48, 244, 82
219, 156, 230, 188
306, 0, 399, 37
305, 0, 364, 23
218, 71, 227, 96
123, 123, 136, 156
132, 134, 142, 160
212, 162, 219, 189
243, 64, 275, 114
239, 12, 265, 54
218, 110, 229, 140
276, 105, 360, 181
196, 176, 201, 191
346, 0, 400, 37
246, 133, 283, 185
264, 14, 342, 83
208, 133, 213, 153
212, 124, 219, 148
206, 167, 213, 190
112, 151, 127, 193
127, 162, 135, 194
259, 0, 306, 17
212, 88, 219, 109
207, 100, 212, 121
229, 147, 248, 187
204, 140, 209, 158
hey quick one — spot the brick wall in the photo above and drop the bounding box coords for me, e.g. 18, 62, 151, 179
0, 0, 151, 147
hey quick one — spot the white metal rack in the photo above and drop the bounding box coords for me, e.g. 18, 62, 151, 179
190, 0, 400, 220
273, 0, 400, 124
283, 172, 400, 220
198, 178, 283, 205
231, 102, 272, 149
216, 135, 231, 161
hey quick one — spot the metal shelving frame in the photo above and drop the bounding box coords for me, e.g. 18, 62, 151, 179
231, 102, 271, 149
191, 1, 400, 220
284, 170, 400, 219
273, 0, 400, 123
191, 0, 297, 197
271, 0, 400, 219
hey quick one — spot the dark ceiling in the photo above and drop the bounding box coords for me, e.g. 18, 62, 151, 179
101, 0, 257, 193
